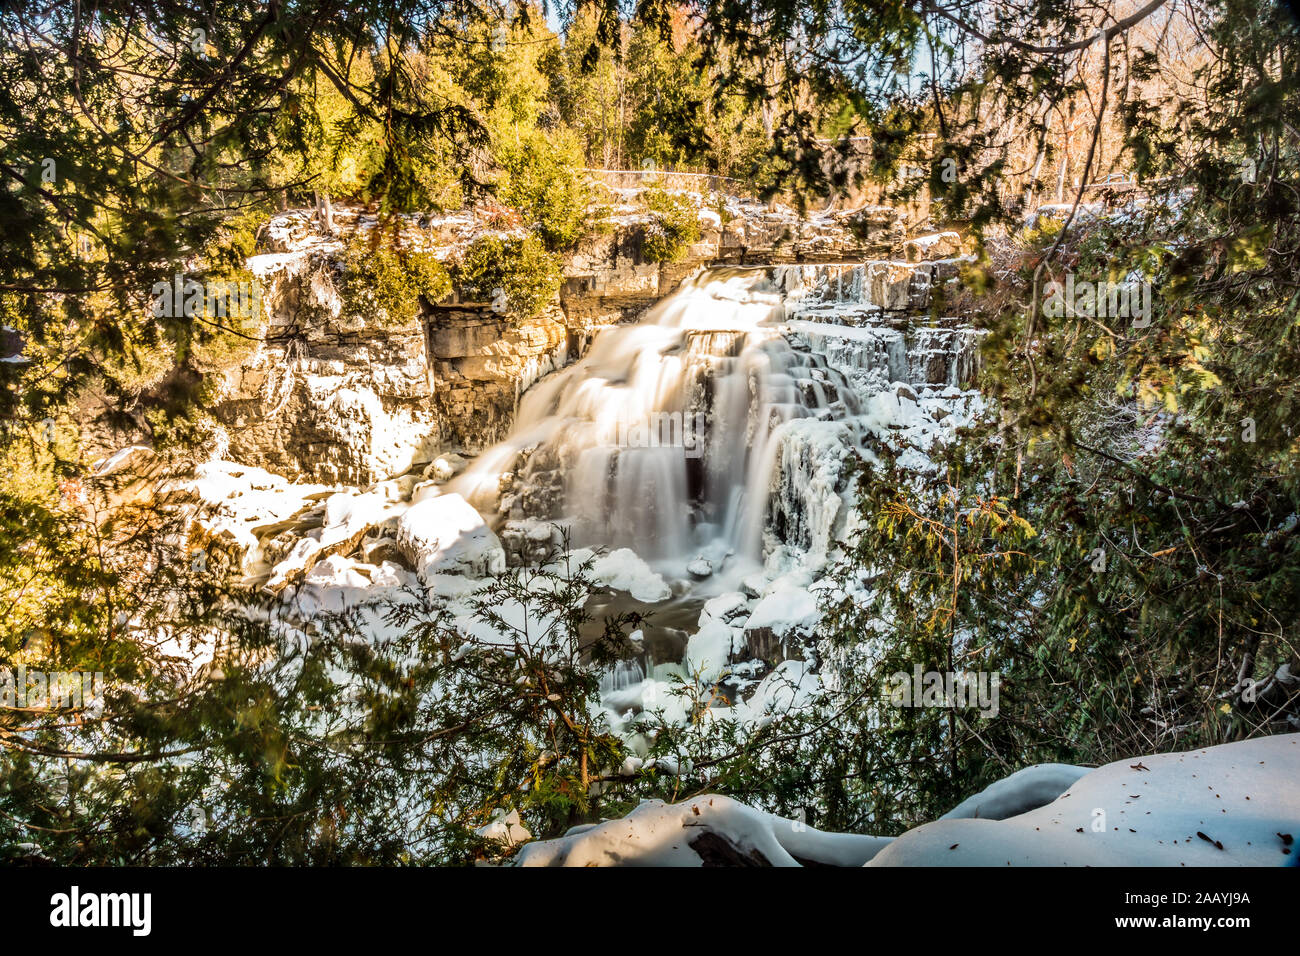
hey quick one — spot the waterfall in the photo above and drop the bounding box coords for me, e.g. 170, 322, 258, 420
448, 269, 865, 574
446, 264, 979, 583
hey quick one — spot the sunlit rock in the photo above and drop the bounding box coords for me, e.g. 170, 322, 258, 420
396, 493, 505, 580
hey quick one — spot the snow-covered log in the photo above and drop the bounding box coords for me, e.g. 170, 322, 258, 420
514, 795, 893, 867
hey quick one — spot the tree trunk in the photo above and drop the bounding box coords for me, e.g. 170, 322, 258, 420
314, 190, 335, 234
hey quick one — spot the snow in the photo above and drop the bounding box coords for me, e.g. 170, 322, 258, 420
869, 734, 1300, 866
726, 660, 821, 727
92, 445, 154, 477
263, 489, 406, 590
601, 675, 690, 726
580, 548, 672, 602
907, 231, 960, 249
291, 555, 397, 617
940, 763, 1091, 820
686, 555, 713, 578
701, 591, 750, 625
182, 459, 335, 571
396, 493, 506, 581
426, 453, 467, 482
322, 489, 390, 530
513, 734, 1300, 866
280, 555, 420, 631
515, 794, 892, 867
744, 582, 820, 638
685, 617, 739, 684
475, 809, 532, 847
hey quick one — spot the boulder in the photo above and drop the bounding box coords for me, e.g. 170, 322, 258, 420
396, 493, 505, 580
687, 556, 713, 579
425, 452, 468, 482
742, 584, 820, 660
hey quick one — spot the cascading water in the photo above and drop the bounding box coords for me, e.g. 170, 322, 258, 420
598, 658, 647, 695
448, 269, 869, 578
431, 260, 982, 697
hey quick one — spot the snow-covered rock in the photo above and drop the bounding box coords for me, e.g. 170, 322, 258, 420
744, 581, 821, 642
687, 555, 713, 578
903, 231, 962, 263
727, 660, 821, 727
701, 591, 750, 625
183, 459, 335, 573
685, 618, 739, 684
425, 452, 467, 482
93, 444, 155, 478
396, 493, 505, 581
585, 548, 671, 603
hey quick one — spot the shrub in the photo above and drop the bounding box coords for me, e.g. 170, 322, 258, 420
339, 231, 452, 328
640, 188, 702, 263
456, 233, 561, 321
497, 129, 592, 251
187, 210, 268, 372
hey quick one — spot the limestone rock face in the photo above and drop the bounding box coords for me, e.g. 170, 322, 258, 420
561, 230, 673, 328
207, 198, 921, 486
212, 240, 439, 486
427, 302, 571, 453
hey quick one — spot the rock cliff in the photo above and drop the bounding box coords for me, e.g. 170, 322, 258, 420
209, 192, 906, 483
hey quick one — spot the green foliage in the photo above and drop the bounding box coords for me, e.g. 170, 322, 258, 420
496, 128, 592, 251
455, 232, 561, 320
186, 210, 269, 373
0, 537, 647, 864
813, 0, 1300, 814
624, 24, 712, 171
339, 231, 452, 327
640, 188, 702, 263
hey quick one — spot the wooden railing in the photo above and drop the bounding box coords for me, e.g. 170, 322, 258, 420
579, 168, 752, 196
